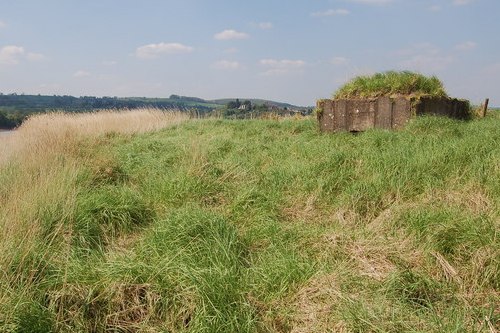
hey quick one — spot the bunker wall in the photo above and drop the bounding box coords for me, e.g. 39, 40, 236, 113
317, 96, 470, 132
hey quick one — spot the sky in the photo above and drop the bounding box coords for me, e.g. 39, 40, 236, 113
0, 0, 499, 106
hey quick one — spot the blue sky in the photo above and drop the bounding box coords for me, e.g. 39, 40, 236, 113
0, 0, 499, 106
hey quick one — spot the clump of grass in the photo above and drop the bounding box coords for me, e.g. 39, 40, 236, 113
71, 185, 153, 253
13, 301, 55, 333
334, 70, 448, 99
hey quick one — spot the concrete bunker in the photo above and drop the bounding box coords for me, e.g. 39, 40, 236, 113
316, 96, 471, 132
317, 71, 471, 132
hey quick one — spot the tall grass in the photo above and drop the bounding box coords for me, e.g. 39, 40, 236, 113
0, 109, 188, 332
334, 70, 448, 99
0, 108, 188, 166
0, 110, 498, 332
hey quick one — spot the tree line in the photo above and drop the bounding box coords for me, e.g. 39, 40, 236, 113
0, 93, 313, 128
0, 94, 216, 129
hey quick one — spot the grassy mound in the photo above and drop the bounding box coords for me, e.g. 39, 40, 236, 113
1, 111, 499, 332
334, 70, 448, 99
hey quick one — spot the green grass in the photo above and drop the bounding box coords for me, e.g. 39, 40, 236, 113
1, 113, 499, 332
334, 70, 448, 99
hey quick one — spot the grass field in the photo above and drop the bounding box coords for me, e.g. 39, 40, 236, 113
0, 109, 498, 332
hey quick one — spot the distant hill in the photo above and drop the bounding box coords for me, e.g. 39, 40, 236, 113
0, 93, 311, 128
210, 98, 309, 110
0, 93, 308, 113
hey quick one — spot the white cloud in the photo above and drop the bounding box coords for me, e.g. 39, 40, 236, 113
455, 41, 477, 51
311, 9, 350, 17
395, 42, 438, 57
429, 5, 441, 11
259, 59, 306, 75
453, 0, 475, 5
0, 20, 5, 28
26, 52, 45, 62
135, 42, 194, 59
212, 60, 241, 70
102, 60, 117, 66
0, 46, 25, 65
73, 70, 90, 78
260, 59, 306, 67
484, 62, 500, 74
0, 45, 44, 65
258, 22, 273, 30
399, 55, 453, 72
395, 43, 453, 72
347, 0, 393, 4
331, 56, 349, 66
214, 29, 249, 40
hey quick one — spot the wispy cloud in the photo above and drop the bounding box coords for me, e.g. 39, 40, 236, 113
212, 60, 241, 70
259, 59, 306, 75
429, 5, 441, 11
214, 29, 249, 40
135, 42, 194, 59
258, 22, 273, 30
455, 41, 477, 51
0, 20, 5, 28
331, 56, 350, 66
395, 43, 454, 72
0, 46, 24, 65
453, 0, 475, 5
483, 62, 500, 74
347, 0, 394, 5
73, 70, 90, 78
0, 45, 45, 65
399, 54, 453, 72
311, 9, 350, 17
26, 52, 45, 62
102, 60, 117, 66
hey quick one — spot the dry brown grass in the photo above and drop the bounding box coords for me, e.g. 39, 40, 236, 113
0, 108, 188, 166
290, 273, 346, 333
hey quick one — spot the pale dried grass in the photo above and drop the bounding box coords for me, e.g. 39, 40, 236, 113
0, 108, 188, 166
425, 185, 493, 216
281, 192, 322, 224
290, 273, 348, 333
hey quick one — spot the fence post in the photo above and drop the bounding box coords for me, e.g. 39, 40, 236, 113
482, 98, 489, 118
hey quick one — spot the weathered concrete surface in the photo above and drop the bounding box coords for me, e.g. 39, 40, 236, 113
317, 96, 470, 132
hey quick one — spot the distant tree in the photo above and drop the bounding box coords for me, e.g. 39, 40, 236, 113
227, 100, 238, 109
0, 111, 15, 129
243, 100, 252, 110
256, 104, 268, 112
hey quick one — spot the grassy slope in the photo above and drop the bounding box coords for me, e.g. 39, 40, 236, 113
1, 113, 499, 332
